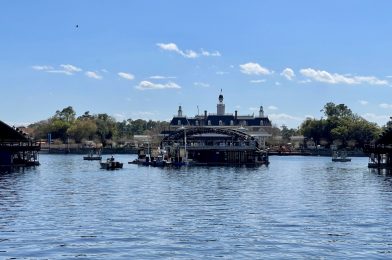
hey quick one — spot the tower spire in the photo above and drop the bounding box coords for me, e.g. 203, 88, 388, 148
217, 90, 225, 115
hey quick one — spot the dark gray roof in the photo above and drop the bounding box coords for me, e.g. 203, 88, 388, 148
0, 120, 30, 142
170, 115, 271, 127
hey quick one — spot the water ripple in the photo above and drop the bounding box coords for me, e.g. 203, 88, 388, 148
0, 155, 392, 258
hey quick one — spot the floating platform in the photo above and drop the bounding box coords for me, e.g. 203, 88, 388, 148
157, 127, 270, 167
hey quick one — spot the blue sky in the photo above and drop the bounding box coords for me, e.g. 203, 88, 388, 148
1, 1, 392, 128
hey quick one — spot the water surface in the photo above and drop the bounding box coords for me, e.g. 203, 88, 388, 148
1, 155, 392, 259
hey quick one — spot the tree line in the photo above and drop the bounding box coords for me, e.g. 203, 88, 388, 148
28, 103, 391, 149
29, 106, 169, 146
279, 102, 390, 149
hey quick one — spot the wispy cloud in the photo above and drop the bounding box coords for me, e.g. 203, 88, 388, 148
379, 103, 392, 109
250, 79, 266, 84
216, 71, 228, 75
193, 82, 210, 88
135, 81, 181, 90
32, 65, 53, 71
200, 49, 221, 57
281, 68, 295, 80
157, 42, 220, 59
268, 105, 278, 110
60, 64, 82, 74
240, 62, 271, 76
269, 113, 303, 122
362, 113, 391, 125
118, 72, 135, 80
150, 75, 177, 79
32, 64, 82, 75
85, 71, 102, 80
359, 100, 369, 105
300, 68, 388, 85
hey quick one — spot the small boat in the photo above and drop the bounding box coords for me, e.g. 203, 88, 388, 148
83, 150, 102, 160
84, 154, 102, 160
100, 156, 123, 170
332, 151, 351, 162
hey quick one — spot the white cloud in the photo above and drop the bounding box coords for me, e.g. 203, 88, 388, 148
362, 113, 391, 125
281, 68, 295, 80
300, 68, 388, 85
32, 65, 53, 71
47, 70, 73, 75
132, 111, 155, 117
305, 115, 315, 119
298, 79, 312, 84
135, 81, 181, 90
240, 62, 271, 75
157, 42, 220, 59
150, 75, 177, 79
201, 49, 221, 57
250, 79, 266, 84
113, 113, 127, 121
268, 105, 278, 110
379, 103, 392, 109
85, 71, 102, 80
269, 113, 303, 122
32, 64, 82, 75
118, 72, 135, 80
193, 82, 210, 88
60, 64, 82, 74
359, 100, 369, 105
249, 107, 259, 111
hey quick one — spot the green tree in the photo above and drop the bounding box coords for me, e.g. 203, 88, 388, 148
67, 119, 97, 143
54, 106, 76, 123
300, 103, 381, 149
96, 114, 117, 146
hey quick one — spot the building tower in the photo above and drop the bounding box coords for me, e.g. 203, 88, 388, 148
178, 105, 183, 117
217, 90, 225, 115
259, 106, 264, 117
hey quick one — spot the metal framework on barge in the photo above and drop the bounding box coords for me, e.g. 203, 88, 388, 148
160, 127, 269, 166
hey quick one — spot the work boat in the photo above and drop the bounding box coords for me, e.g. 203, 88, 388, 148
83, 150, 102, 160
332, 151, 351, 162
100, 156, 123, 170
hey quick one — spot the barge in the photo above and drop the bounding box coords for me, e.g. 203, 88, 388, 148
0, 120, 40, 168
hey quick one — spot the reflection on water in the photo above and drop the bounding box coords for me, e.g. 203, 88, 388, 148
1, 155, 392, 258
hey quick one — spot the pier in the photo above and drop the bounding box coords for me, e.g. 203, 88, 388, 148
0, 120, 40, 167
364, 127, 392, 169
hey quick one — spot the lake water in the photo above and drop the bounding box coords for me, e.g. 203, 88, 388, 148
1, 154, 392, 259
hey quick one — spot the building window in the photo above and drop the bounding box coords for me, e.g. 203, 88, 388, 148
208, 120, 211, 126
242, 121, 247, 126
178, 120, 181, 126
260, 120, 264, 126
219, 120, 223, 126
195, 120, 199, 126
230, 120, 234, 126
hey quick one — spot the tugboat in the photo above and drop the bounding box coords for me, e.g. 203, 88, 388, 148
100, 156, 123, 170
